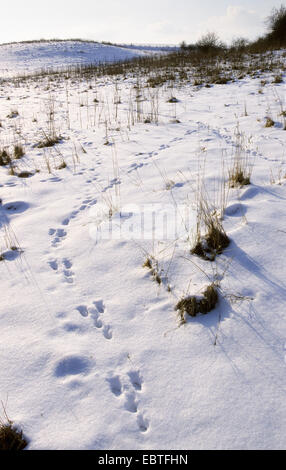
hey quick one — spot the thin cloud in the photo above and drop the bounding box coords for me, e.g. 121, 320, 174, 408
197, 6, 265, 43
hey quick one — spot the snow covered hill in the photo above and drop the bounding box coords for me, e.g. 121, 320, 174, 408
0, 40, 170, 78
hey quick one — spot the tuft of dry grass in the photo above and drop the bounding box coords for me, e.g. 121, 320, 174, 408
0, 406, 28, 451
0, 422, 28, 451
191, 223, 230, 261
37, 135, 61, 148
229, 170, 250, 187
167, 96, 179, 103
57, 161, 67, 170
16, 171, 34, 178
175, 284, 218, 322
265, 116, 275, 128
6, 110, 19, 119
191, 177, 230, 261
143, 256, 163, 285
14, 145, 25, 159
273, 74, 283, 84
228, 131, 253, 187
0, 149, 11, 166
143, 258, 152, 269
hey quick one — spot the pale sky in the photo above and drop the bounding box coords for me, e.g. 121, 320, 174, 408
1, 0, 285, 45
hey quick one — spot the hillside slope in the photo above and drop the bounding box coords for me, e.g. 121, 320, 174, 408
0, 40, 168, 78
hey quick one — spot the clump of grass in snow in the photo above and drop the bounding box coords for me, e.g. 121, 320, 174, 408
228, 131, 253, 187
265, 116, 275, 127
37, 134, 61, 148
37, 95, 61, 148
143, 257, 162, 285
0, 422, 27, 450
0, 149, 11, 166
165, 179, 175, 190
191, 221, 230, 261
0, 407, 28, 451
273, 74, 283, 84
229, 169, 250, 187
57, 159, 67, 170
143, 257, 152, 269
6, 110, 19, 119
273, 90, 286, 130
167, 96, 179, 103
147, 73, 175, 88
175, 284, 218, 322
0, 144, 25, 170
191, 178, 230, 261
14, 144, 25, 159
16, 171, 34, 178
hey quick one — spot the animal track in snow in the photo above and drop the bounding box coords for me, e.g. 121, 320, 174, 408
102, 178, 121, 193
127, 162, 147, 176
48, 257, 74, 283
75, 299, 112, 339
127, 370, 143, 391
127, 137, 187, 176
136, 413, 149, 432
49, 228, 67, 247
225, 203, 247, 217
124, 390, 138, 413
159, 144, 170, 151
107, 375, 122, 396
107, 368, 149, 433
54, 355, 92, 378
93, 299, 104, 313
48, 259, 58, 271
2, 200, 29, 214
239, 186, 260, 201
76, 305, 88, 317
61, 198, 97, 226
103, 324, 113, 340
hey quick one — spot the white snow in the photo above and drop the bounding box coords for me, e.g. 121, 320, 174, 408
0, 40, 169, 78
0, 45, 285, 450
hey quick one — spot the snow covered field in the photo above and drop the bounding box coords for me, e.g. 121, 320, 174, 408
0, 45, 286, 449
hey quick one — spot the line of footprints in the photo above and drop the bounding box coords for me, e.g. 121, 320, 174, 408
48, 197, 98, 247
47, 196, 148, 433
48, 258, 74, 283
76, 300, 113, 340
107, 370, 149, 433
